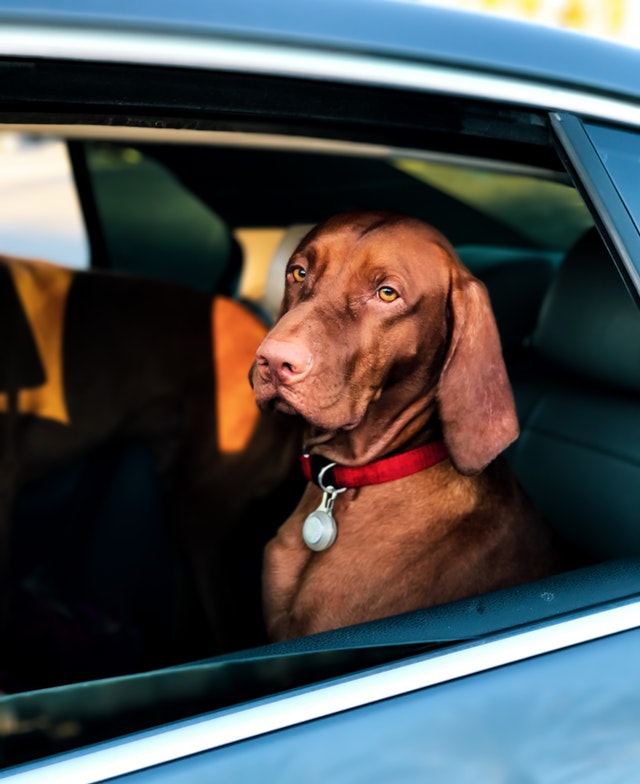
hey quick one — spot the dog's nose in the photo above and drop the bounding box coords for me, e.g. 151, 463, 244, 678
256, 338, 312, 384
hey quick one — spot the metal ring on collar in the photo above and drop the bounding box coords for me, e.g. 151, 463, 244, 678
317, 462, 347, 494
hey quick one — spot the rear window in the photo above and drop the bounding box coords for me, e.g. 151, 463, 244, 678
0, 134, 88, 268
394, 158, 592, 251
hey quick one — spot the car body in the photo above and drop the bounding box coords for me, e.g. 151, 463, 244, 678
0, 1, 639, 781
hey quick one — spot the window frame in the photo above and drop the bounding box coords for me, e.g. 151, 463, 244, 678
551, 112, 640, 305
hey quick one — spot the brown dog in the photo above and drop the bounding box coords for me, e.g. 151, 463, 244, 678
0, 256, 299, 657
253, 211, 562, 641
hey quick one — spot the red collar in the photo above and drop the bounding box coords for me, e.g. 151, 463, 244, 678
300, 440, 448, 489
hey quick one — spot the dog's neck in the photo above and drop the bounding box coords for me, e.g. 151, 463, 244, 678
302, 389, 440, 466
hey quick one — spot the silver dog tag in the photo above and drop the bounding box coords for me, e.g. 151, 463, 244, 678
302, 491, 339, 551
302, 462, 346, 552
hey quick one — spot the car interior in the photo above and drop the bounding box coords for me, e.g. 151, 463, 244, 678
1, 96, 640, 765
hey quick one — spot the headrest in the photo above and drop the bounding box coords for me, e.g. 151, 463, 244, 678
532, 229, 640, 393
259, 224, 315, 321
477, 257, 554, 352
93, 158, 234, 295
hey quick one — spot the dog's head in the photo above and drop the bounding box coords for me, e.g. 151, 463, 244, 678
251, 211, 518, 474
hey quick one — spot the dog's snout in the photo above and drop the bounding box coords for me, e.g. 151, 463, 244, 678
257, 338, 312, 384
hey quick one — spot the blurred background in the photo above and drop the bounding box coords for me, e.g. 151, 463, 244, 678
410, 0, 639, 46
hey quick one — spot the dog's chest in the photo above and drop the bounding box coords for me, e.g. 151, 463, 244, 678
262, 473, 466, 640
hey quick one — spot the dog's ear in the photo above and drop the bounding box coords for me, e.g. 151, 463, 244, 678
436, 271, 519, 475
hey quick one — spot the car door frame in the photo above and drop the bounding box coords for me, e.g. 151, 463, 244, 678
551, 111, 640, 303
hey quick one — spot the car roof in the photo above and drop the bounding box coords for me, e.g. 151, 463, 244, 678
1, 0, 640, 104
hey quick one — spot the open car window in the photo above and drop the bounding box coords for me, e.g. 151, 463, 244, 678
1, 63, 640, 778
0, 122, 608, 759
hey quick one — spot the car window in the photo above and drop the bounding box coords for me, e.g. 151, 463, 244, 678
0, 124, 604, 753
0, 133, 88, 268
2, 4, 640, 774
394, 158, 593, 251
0, 121, 630, 775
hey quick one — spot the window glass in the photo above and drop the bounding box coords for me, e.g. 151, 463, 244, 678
394, 159, 592, 252
584, 122, 640, 236
0, 133, 88, 268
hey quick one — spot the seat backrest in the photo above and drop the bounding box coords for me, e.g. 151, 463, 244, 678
259, 224, 314, 322
508, 229, 640, 558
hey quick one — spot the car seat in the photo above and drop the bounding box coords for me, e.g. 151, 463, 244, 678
87, 150, 240, 295
458, 246, 558, 358
507, 228, 640, 559
258, 224, 315, 323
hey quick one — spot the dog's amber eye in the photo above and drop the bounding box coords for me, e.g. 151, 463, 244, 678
377, 286, 399, 302
290, 266, 306, 283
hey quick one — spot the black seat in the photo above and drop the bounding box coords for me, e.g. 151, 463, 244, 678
508, 229, 640, 559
